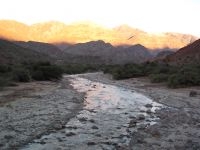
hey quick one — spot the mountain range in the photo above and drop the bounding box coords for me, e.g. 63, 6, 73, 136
0, 20, 199, 66
63, 40, 152, 64
0, 20, 198, 50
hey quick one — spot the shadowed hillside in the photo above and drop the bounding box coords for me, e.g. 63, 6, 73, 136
0, 39, 50, 64
63, 40, 152, 64
14, 41, 63, 59
165, 39, 200, 65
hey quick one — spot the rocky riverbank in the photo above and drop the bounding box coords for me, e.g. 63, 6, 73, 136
80, 72, 200, 150
0, 77, 85, 150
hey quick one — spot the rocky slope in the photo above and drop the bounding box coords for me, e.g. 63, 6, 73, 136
63, 40, 152, 64
14, 41, 63, 59
165, 39, 200, 65
0, 20, 197, 50
0, 39, 50, 64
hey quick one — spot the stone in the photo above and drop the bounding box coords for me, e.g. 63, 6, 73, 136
78, 117, 87, 122
137, 114, 145, 120
89, 119, 95, 123
4, 135, 14, 140
40, 141, 46, 145
87, 142, 96, 145
146, 109, 152, 114
91, 125, 99, 129
129, 119, 137, 128
189, 91, 197, 97
66, 132, 76, 136
138, 124, 147, 130
150, 129, 161, 138
95, 134, 101, 137
66, 126, 77, 129
145, 104, 153, 108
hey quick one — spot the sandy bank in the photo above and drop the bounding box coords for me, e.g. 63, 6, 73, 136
0, 77, 84, 150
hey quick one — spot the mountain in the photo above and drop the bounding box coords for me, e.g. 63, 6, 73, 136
165, 39, 200, 65
63, 40, 152, 64
155, 50, 174, 59
113, 44, 152, 64
0, 20, 198, 50
0, 39, 50, 64
14, 41, 63, 59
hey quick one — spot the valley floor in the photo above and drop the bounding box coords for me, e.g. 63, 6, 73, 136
0, 72, 200, 150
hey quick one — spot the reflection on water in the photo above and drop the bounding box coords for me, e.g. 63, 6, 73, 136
22, 76, 163, 150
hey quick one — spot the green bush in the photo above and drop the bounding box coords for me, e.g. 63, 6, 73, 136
62, 64, 99, 74
104, 64, 145, 80
31, 70, 45, 81
0, 65, 11, 73
32, 65, 63, 81
168, 71, 200, 88
149, 73, 169, 83
0, 77, 9, 89
12, 68, 31, 82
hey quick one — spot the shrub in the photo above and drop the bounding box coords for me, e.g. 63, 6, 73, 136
62, 64, 99, 74
106, 64, 145, 80
0, 65, 11, 73
32, 65, 63, 81
168, 72, 200, 88
31, 70, 45, 81
12, 68, 31, 82
0, 77, 9, 89
149, 73, 169, 83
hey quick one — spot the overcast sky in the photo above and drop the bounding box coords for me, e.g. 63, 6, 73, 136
0, 0, 199, 36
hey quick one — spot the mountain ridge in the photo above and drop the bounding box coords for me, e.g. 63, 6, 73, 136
0, 20, 198, 50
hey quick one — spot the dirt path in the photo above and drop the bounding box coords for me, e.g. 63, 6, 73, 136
0, 77, 84, 150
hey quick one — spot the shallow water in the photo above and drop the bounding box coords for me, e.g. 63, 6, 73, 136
22, 76, 163, 150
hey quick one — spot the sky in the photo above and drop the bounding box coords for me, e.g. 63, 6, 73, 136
0, 0, 200, 36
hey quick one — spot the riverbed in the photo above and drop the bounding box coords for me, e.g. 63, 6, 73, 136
1, 73, 200, 150
22, 75, 163, 150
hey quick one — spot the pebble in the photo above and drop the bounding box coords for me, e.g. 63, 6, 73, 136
137, 114, 145, 120
78, 117, 87, 122
40, 141, 46, 145
4, 135, 14, 140
66, 126, 78, 129
66, 132, 76, 136
87, 142, 96, 145
189, 91, 197, 97
129, 119, 137, 128
91, 125, 99, 129
146, 109, 152, 114
145, 104, 153, 108
89, 119, 95, 123
138, 124, 147, 130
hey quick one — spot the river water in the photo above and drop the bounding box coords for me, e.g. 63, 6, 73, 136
22, 76, 163, 150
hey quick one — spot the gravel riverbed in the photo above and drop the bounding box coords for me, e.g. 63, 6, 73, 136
1, 72, 200, 150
